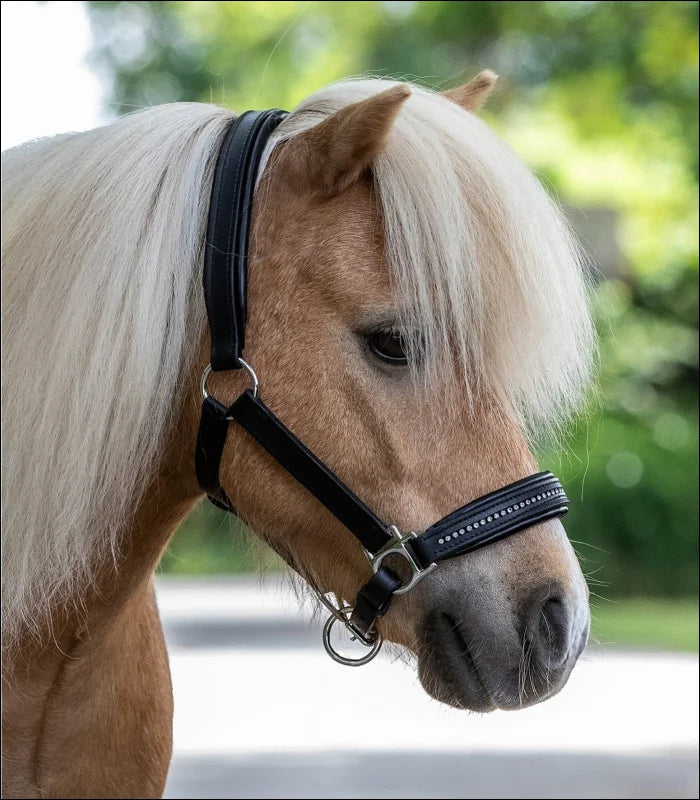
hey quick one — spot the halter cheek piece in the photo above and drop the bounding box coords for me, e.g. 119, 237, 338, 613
195, 110, 570, 666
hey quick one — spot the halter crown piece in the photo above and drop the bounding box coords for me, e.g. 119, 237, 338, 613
195, 110, 570, 666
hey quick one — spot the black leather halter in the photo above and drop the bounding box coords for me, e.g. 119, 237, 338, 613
195, 110, 570, 665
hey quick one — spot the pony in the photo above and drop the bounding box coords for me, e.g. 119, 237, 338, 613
1, 72, 595, 798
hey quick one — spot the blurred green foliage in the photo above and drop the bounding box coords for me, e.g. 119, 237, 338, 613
86, 1, 698, 597
591, 598, 699, 652
159, 503, 284, 574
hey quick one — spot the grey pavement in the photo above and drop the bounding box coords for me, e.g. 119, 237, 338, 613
157, 576, 699, 800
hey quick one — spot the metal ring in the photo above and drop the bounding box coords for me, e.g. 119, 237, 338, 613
200, 360, 260, 402
322, 614, 383, 667
238, 358, 259, 398
200, 363, 214, 400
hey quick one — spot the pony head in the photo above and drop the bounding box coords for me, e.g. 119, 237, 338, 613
2, 74, 594, 710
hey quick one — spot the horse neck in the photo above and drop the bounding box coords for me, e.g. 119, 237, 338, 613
96, 351, 217, 613
8, 415, 202, 676
102, 467, 201, 613
1, 450, 199, 797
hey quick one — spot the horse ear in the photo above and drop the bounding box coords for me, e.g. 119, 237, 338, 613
286, 85, 411, 198
443, 70, 498, 112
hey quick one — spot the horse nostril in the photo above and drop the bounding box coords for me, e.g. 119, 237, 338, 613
540, 597, 569, 661
525, 590, 572, 669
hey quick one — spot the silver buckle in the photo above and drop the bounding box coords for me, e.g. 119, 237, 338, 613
371, 525, 437, 595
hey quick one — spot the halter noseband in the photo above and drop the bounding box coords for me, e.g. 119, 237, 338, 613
195, 110, 569, 665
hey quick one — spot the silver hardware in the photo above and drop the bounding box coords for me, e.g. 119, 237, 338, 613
322, 614, 383, 667
371, 525, 437, 595
200, 363, 214, 400
238, 358, 259, 398
318, 593, 383, 667
200, 359, 260, 402
319, 523, 436, 666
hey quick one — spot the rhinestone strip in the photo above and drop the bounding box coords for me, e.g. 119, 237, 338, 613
437, 487, 566, 545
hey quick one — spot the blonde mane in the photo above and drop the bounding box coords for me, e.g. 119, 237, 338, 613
1, 79, 593, 647
1, 103, 231, 645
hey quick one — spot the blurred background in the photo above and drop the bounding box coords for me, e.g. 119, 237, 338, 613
2, 2, 698, 798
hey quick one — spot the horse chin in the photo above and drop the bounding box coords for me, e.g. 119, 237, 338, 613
417, 646, 499, 713
412, 604, 588, 713
415, 644, 550, 713
414, 613, 499, 712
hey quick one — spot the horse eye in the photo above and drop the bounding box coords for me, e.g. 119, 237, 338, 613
368, 329, 409, 365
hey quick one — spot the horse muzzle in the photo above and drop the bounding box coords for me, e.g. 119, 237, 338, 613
413, 519, 590, 711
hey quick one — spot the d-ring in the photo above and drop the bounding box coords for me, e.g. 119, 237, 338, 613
322, 614, 383, 667
237, 358, 259, 398
200, 364, 214, 400
200, 360, 260, 401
